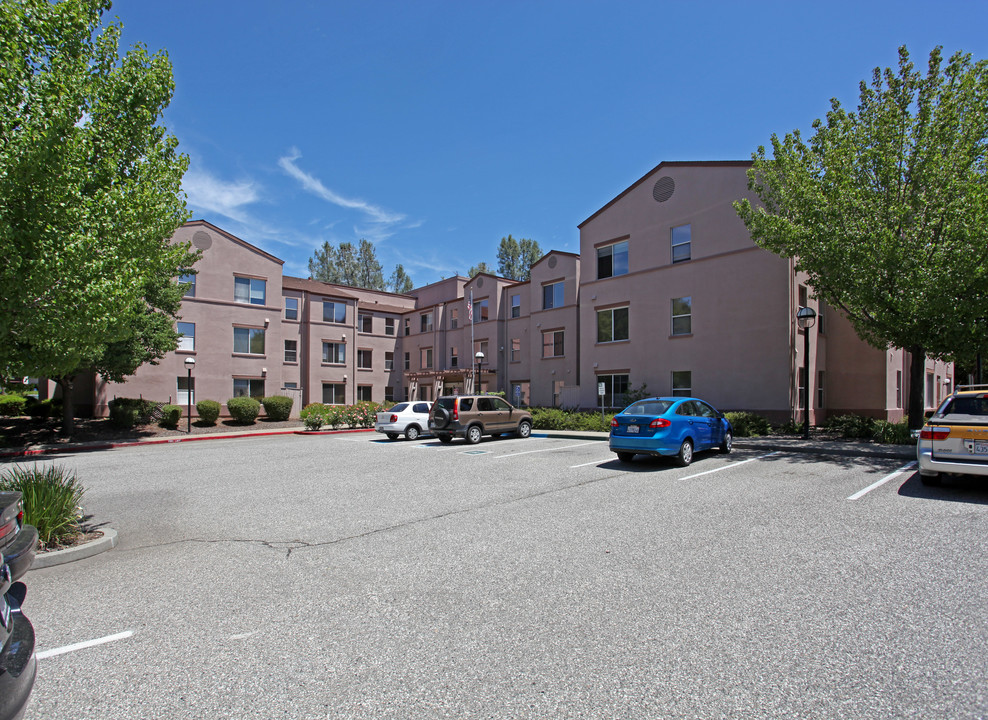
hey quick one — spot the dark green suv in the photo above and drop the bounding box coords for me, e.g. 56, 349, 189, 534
428, 395, 533, 444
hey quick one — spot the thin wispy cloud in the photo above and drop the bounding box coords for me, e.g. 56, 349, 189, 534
278, 148, 405, 225
183, 165, 260, 225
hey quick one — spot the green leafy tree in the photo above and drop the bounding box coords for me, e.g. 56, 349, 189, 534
735, 46, 988, 429
388, 264, 413, 294
496, 234, 542, 280
467, 262, 490, 278
356, 239, 384, 289
307, 241, 339, 284
308, 238, 388, 290
0, 0, 195, 433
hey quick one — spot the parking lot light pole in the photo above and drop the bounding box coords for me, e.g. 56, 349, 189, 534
475, 351, 485, 394
184, 356, 196, 433
796, 306, 817, 440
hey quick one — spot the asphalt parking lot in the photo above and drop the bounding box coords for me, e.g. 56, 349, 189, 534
15, 431, 988, 719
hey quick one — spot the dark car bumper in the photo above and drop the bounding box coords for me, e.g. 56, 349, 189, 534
3, 526, 38, 583
0, 584, 37, 720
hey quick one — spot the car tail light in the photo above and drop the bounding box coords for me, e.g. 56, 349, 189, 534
649, 418, 672, 429
611, 418, 619, 427
0, 518, 15, 544
390, 414, 398, 423
452, 402, 458, 421
919, 426, 950, 441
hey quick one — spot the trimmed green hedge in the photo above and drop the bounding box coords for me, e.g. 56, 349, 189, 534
0, 394, 26, 417
227, 396, 261, 424
262, 395, 294, 421
530, 407, 613, 432
159, 405, 182, 429
724, 411, 772, 437
196, 399, 221, 425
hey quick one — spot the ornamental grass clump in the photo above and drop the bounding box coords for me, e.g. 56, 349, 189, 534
0, 464, 85, 549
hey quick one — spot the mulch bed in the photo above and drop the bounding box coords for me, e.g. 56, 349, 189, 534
1, 415, 307, 450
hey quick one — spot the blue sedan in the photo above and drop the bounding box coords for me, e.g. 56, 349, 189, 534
609, 397, 733, 466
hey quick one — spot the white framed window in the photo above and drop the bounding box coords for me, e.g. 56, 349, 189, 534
233, 378, 265, 398
177, 376, 194, 406
385, 318, 396, 335
543, 282, 564, 310
284, 340, 297, 363
511, 295, 521, 318
179, 273, 196, 298
597, 240, 628, 279
285, 297, 298, 320
671, 297, 692, 336
420, 312, 433, 333
177, 321, 195, 352
597, 307, 629, 343
322, 383, 345, 404
233, 327, 265, 355
450, 308, 459, 329
420, 347, 433, 369
477, 299, 489, 321
510, 338, 520, 362
234, 276, 266, 305
385, 352, 394, 371
671, 224, 691, 263
359, 314, 372, 333
322, 342, 345, 364
542, 330, 564, 358
358, 349, 372, 369
672, 371, 692, 397
323, 301, 346, 323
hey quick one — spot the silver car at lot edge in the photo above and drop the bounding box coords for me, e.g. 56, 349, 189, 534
375, 402, 432, 441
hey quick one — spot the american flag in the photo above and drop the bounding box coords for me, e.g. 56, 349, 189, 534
467, 297, 473, 321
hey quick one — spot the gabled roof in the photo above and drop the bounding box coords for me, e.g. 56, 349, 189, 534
577, 160, 753, 229
181, 220, 284, 265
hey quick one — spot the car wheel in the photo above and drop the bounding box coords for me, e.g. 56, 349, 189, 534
720, 431, 733, 454
517, 420, 532, 439
466, 425, 483, 444
437, 434, 452, 444
616, 451, 634, 463
405, 425, 420, 441
432, 407, 450, 429
676, 439, 694, 467
920, 472, 941, 486
386, 433, 399, 441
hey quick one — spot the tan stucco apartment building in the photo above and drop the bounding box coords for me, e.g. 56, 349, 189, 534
69, 161, 952, 423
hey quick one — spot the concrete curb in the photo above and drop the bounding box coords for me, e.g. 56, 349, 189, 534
30, 527, 118, 570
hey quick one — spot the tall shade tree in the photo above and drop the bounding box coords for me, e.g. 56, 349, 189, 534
388, 264, 413, 294
308, 238, 388, 290
0, 0, 195, 433
734, 46, 988, 429
496, 234, 542, 281
467, 262, 490, 278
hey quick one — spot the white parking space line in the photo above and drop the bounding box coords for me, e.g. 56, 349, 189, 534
571, 458, 611, 468
847, 461, 916, 500
37, 630, 134, 660
680, 452, 780, 480
491, 442, 597, 459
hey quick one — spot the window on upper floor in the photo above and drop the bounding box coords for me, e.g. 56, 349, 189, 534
179, 273, 196, 298
285, 297, 298, 320
477, 299, 489, 321
322, 342, 345, 364
177, 322, 195, 352
404, 318, 410, 336
385, 352, 394, 371
284, 340, 297, 363
234, 276, 266, 305
543, 282, 564, 310
421, 312, 433, 333
450, 346, 459, 368
233, 326, 265, 355
404, 352, 410, 370
359, 314, 372, 333
671, 297, 692, 336
671, 224, 691, 263
323, 301, 346, 323
597, 240, 628, 280
510, 338, 520, 362
450, 307, 459, 329
385, 318, 396, 336
358, 349, 372, 369
420, 347, 433, 369
597, 307, 629, 343
542, 330, 564, 358
511, 294, 521, 318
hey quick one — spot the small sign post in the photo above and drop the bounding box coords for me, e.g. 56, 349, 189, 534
598, 382, 606, 424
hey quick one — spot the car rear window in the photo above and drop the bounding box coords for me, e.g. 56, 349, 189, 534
625, 400, 673, 416
412, 403, 430, 413
939, 396, 988, 417
436, 398, 456, 410
388, 403, 409, 412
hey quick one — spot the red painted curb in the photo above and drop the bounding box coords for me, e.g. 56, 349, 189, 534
0, 427, 375, 458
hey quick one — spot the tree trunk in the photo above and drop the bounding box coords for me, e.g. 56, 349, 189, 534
55, 376, 76, 436
907, 346, 926, 430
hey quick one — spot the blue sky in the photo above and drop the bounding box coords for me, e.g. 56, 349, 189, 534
113, 0, 988, 287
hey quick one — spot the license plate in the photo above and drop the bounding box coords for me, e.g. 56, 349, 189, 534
627, 425, 639, 434
974, 441, 988, 455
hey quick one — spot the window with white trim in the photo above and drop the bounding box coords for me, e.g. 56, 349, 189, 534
597, 240, 628, 279
510, 295, 521, 318
177, 376, 194, 406
284, 340, 297, 363
323, 342, 345, 364
180, 273, 196, 298
322, 383, 345, 404
671, 371, 692, 397
671, 224, 691, 263
234, 276, 266, 305
597, 307, 629, 343
177, 322, 195, 352
358, 349, 372, 369
542, 330, 563, 358
542, 282, 564, 310
285, 297, 298, 320
234, 378, 265, 398
671, 297, 692, 336
233, 327, 265, 355
323, 301, 346, 323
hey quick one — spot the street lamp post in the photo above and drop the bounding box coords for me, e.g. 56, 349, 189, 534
796, 306, 817, 440
184, 356, 196, 434
474, 351, 485, 393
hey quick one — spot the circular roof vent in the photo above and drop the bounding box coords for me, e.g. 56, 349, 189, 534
653, 176, 675, 203
547, 256, 557, 269
192, 231, 213, 250
476, 277, 484, 288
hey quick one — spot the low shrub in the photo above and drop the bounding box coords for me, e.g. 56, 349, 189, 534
531, 407, 614, 432
159, 405, 182, 429
724, 411, 772, 437
872, 419, 913, 445
300, 403, 327, 430
0, 394, 27, 417
775, 418, 803, 435
824, 414, 876, 439
262, 395, 294, 421
0, 464, 85, 549
227, 397, 261, 424
196, 399, 221, 425
25, 397, 56, 419
108, 397, 163, 428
